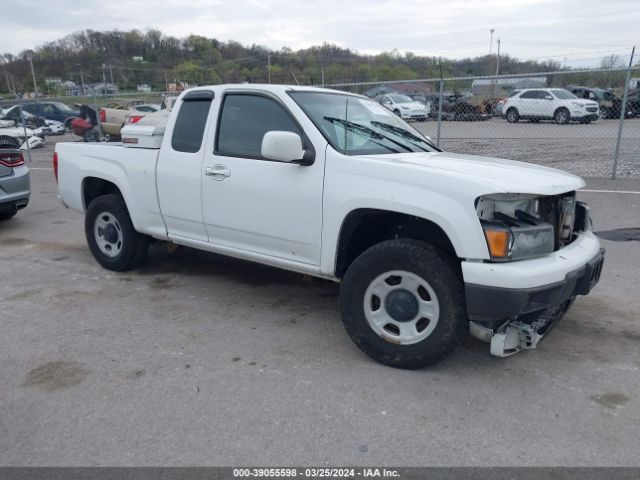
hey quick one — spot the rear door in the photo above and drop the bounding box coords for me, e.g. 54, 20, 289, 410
201, 90, 325, 266
156, 91, 214, 241
517, 90, 537, 116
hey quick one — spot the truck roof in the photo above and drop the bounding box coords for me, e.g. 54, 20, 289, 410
183, 83, 362, 97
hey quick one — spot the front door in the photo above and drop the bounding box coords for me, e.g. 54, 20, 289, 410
201, 91, 324, 266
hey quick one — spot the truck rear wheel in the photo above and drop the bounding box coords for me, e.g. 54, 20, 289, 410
340, 239, 466, 369
85, 194, 149, 271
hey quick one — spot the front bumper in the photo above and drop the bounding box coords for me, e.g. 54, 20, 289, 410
462, 232, 604, 324
400, 110, 428, 120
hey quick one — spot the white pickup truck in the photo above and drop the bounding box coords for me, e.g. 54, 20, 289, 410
54, 84, 604, 369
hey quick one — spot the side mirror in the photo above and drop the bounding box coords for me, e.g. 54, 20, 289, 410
545, 95, 553, 100
261, 131, 305, 163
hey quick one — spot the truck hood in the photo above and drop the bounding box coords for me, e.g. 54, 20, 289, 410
366, 151, 585, 195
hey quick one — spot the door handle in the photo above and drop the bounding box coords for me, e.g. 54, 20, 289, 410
204, 165, 231, 180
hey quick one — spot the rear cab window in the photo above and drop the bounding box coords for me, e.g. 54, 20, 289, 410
171, 91, 214, 153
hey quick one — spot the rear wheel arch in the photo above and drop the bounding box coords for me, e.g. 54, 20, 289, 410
82, 177, 124, 211
505, 107, 519, 122
334, 208, 459, 278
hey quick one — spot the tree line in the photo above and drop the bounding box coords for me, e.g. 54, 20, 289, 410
0, 28, 629, 96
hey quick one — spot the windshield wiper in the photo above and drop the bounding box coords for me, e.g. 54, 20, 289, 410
370, 121, 436, 151
323, 116, 412, 153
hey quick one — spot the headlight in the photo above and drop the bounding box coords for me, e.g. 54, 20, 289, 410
571, 102, 584, 108
477, 193, 555, 261
482, 221, 554, 261
400, 105, 409, 110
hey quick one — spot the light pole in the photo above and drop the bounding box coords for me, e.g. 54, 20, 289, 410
28, 54, 39, 98
489, 29, 494, 59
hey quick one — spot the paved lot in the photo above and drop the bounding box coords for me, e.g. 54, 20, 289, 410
1, 135, 639, 466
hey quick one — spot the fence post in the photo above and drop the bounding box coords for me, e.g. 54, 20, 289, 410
612, 46, 635, 180
436, 79, 444, 147
16, 95, 32, 162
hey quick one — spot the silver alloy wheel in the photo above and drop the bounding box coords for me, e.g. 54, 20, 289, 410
555, 109, 569, 124
506, 109, 517, 122
363, 270, 440, 345
94, 212, 123, 257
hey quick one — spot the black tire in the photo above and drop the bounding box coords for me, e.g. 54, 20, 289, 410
340, 239, 467, 369
505, 108, 519, 123
85, 128, 100, 142
64, 117, 77, 130
85, 194, 149, 271
0, 209, 17, 220
554, 108, 570, 125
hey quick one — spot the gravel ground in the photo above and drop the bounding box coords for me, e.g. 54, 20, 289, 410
414, 118, 640, 178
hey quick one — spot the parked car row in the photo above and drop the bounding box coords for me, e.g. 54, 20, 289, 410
371, 85, 640, 124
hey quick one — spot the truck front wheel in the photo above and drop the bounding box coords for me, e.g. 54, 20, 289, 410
85, 194, 149, 271
340, 239, 466, 369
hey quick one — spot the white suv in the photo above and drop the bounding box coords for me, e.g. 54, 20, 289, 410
503, 88, 599, 124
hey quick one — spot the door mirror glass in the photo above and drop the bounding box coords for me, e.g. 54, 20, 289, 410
545, 95, 553, 100
261, 131, 304, 162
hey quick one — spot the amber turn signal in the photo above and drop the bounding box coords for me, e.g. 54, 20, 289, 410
483, 228, 511, 258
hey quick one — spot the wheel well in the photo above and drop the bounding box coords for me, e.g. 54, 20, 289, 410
335, 209, 458, 278
507, 107, 518, 114
82, 177, 122, 210
554, 106, 569, 115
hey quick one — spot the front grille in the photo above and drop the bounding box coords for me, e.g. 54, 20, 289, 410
586, 107, 598, 112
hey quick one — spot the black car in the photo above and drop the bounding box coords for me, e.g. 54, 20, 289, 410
566, 86, 630, 119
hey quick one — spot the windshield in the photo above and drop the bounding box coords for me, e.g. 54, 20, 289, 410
52, 102, 74, 111
388, 94, 413, 103
551, 89, 577, 100
289, 91, 438, 156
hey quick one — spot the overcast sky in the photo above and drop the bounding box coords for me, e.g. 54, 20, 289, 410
3, 0, 638, 66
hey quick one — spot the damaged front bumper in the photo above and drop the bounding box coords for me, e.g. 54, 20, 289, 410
462, 231, 604, 356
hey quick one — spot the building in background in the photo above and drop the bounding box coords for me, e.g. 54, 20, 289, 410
471, 77, 547, 96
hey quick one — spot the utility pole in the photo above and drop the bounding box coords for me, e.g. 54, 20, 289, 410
109, 63, 114, 87
164, 70, 169, 92
80, 70, 85, 95
267, 54, 271, 84
489, 28, 495, 74
492, 38, 501, 99
102, 64, 107, 95
321, 66, 325, 87
28, 54, 39, 98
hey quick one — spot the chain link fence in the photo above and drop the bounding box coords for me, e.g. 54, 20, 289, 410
327, 66, 640, 179
2, 63, 638, 178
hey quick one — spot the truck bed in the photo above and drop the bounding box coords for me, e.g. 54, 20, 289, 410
56, 142, 167, 239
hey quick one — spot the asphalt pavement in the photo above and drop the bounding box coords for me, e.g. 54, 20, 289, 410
0, 135, 639, 466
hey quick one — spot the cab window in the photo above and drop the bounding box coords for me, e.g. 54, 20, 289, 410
216, 94, 300, 158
